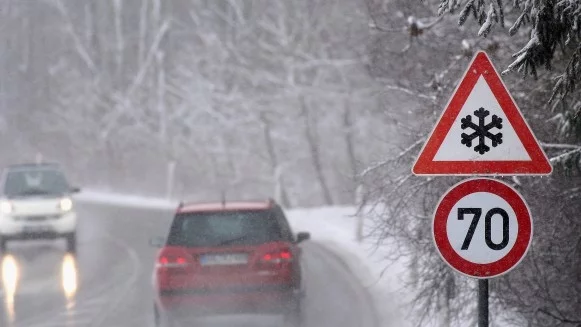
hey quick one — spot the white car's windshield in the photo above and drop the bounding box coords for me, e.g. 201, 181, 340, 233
4, 169, 70, 197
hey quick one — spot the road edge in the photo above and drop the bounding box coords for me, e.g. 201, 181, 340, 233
308, 241, 381, 327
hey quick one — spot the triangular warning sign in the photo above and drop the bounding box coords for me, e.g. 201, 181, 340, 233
412, 51, 552, 176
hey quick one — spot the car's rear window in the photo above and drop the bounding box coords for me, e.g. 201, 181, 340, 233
167, 210, 283, 247
4, 169, 70, 197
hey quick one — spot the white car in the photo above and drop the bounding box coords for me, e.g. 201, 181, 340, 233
0, 163, 80, 253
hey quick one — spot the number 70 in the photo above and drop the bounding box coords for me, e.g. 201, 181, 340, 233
458, 207, 509, 251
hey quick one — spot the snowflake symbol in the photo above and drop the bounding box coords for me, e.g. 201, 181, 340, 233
460, 107, 503, 155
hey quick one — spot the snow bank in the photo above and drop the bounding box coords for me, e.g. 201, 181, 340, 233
287, 206, 412, 327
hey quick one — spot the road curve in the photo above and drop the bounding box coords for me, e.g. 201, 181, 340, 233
0, 200, 380, 327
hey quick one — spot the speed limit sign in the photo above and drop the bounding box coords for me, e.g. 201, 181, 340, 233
433, 178, 532, 279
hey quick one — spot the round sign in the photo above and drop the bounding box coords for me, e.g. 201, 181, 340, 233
433, 178, 532, 278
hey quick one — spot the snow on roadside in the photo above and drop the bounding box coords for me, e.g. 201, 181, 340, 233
287, 206, 413, 327
74, 190, 177, 209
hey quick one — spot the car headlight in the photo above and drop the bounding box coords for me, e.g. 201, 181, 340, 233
60, 198, 73, 212
0, 200, 12, 214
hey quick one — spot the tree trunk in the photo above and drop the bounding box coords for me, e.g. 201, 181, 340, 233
156, 50, 167, 143
343, 96, 359, 203
104, 138, 122, 190
0, 0, 11, 113
166, 160, 176, 200
260, 113, 291, 208
138, 0, 149, 68
209, 154, 226, 199
214, 134, 236, 193
87, 0, 100, 70
151, 0, 162, 90
224, 136, 237, 185
301, 96, 333, 205
113, 0, 124, 87
410, 227, 422, 289
23, 2, 35, 113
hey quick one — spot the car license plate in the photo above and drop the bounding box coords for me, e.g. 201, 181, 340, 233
200, 253, 248, 266
25, 216, 48, 222
23, 225, 51, 233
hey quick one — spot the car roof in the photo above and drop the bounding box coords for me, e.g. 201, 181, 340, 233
176, 199, 275, 214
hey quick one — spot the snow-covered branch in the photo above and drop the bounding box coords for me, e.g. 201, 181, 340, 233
540, 142, 581, 150
52, 0, 96, 74
549, 148, 581, 164
380, 83, 437, 102
360, 137, 426, 177
126, 19, 170, 99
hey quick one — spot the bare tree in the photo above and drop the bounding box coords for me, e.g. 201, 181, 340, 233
300, 96, 334, 205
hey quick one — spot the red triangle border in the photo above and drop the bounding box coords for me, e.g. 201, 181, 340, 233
412, 51, 552, 176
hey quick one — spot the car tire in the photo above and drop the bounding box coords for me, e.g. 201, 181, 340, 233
65, 233, 77, 254
284, 298, 304, 327
154, 304, 161, 327
0, 237, 6, 253
154, 304, 179, 327
166, 314, 180, 327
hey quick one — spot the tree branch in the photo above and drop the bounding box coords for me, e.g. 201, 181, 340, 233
360, 136, 426, 177
52, 0, 96, 74
540, 142, 581, 150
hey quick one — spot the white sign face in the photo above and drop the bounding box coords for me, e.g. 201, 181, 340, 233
433, 76, 531, 161
433, 178, 532, 278
446, 192, 518, 264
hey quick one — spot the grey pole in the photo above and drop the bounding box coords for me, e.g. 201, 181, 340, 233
478, 279, 489, 327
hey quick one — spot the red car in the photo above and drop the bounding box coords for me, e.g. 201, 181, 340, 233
152, 199, 310, 327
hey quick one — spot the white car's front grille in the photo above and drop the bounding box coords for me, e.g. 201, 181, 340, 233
14, 215, 61, 221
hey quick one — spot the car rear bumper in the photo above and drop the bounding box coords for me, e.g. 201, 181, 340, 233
157, 284, 301, 317
0, 212, 77, 238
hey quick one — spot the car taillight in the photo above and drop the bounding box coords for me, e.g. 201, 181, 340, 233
259, 249, 293, 265
156, 255, 190, 268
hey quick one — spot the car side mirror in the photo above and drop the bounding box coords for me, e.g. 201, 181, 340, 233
70, 187, 81, 193
296, 232, 310, 243
149, 236, 165, 248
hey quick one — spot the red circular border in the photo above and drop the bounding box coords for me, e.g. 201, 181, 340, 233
433, 178, 532, 278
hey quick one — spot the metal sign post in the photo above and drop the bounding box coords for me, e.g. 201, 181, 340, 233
478, 279, 489, 327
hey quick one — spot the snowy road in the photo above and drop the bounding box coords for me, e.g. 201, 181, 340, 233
0, 201, 380, 327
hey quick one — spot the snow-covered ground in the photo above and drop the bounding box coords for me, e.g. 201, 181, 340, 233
76, 190, 514, 327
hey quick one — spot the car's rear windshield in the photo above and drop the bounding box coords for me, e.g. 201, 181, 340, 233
4, 169, 70, 197
167, 210, 283, 247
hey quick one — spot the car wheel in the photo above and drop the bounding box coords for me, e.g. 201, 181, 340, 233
284, 298, 304, 327
154, 304, 161, 327
65, 233, 77, 254
166, 314, 181, 327
154, 304, 179, 327
0, 237, 6, 253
